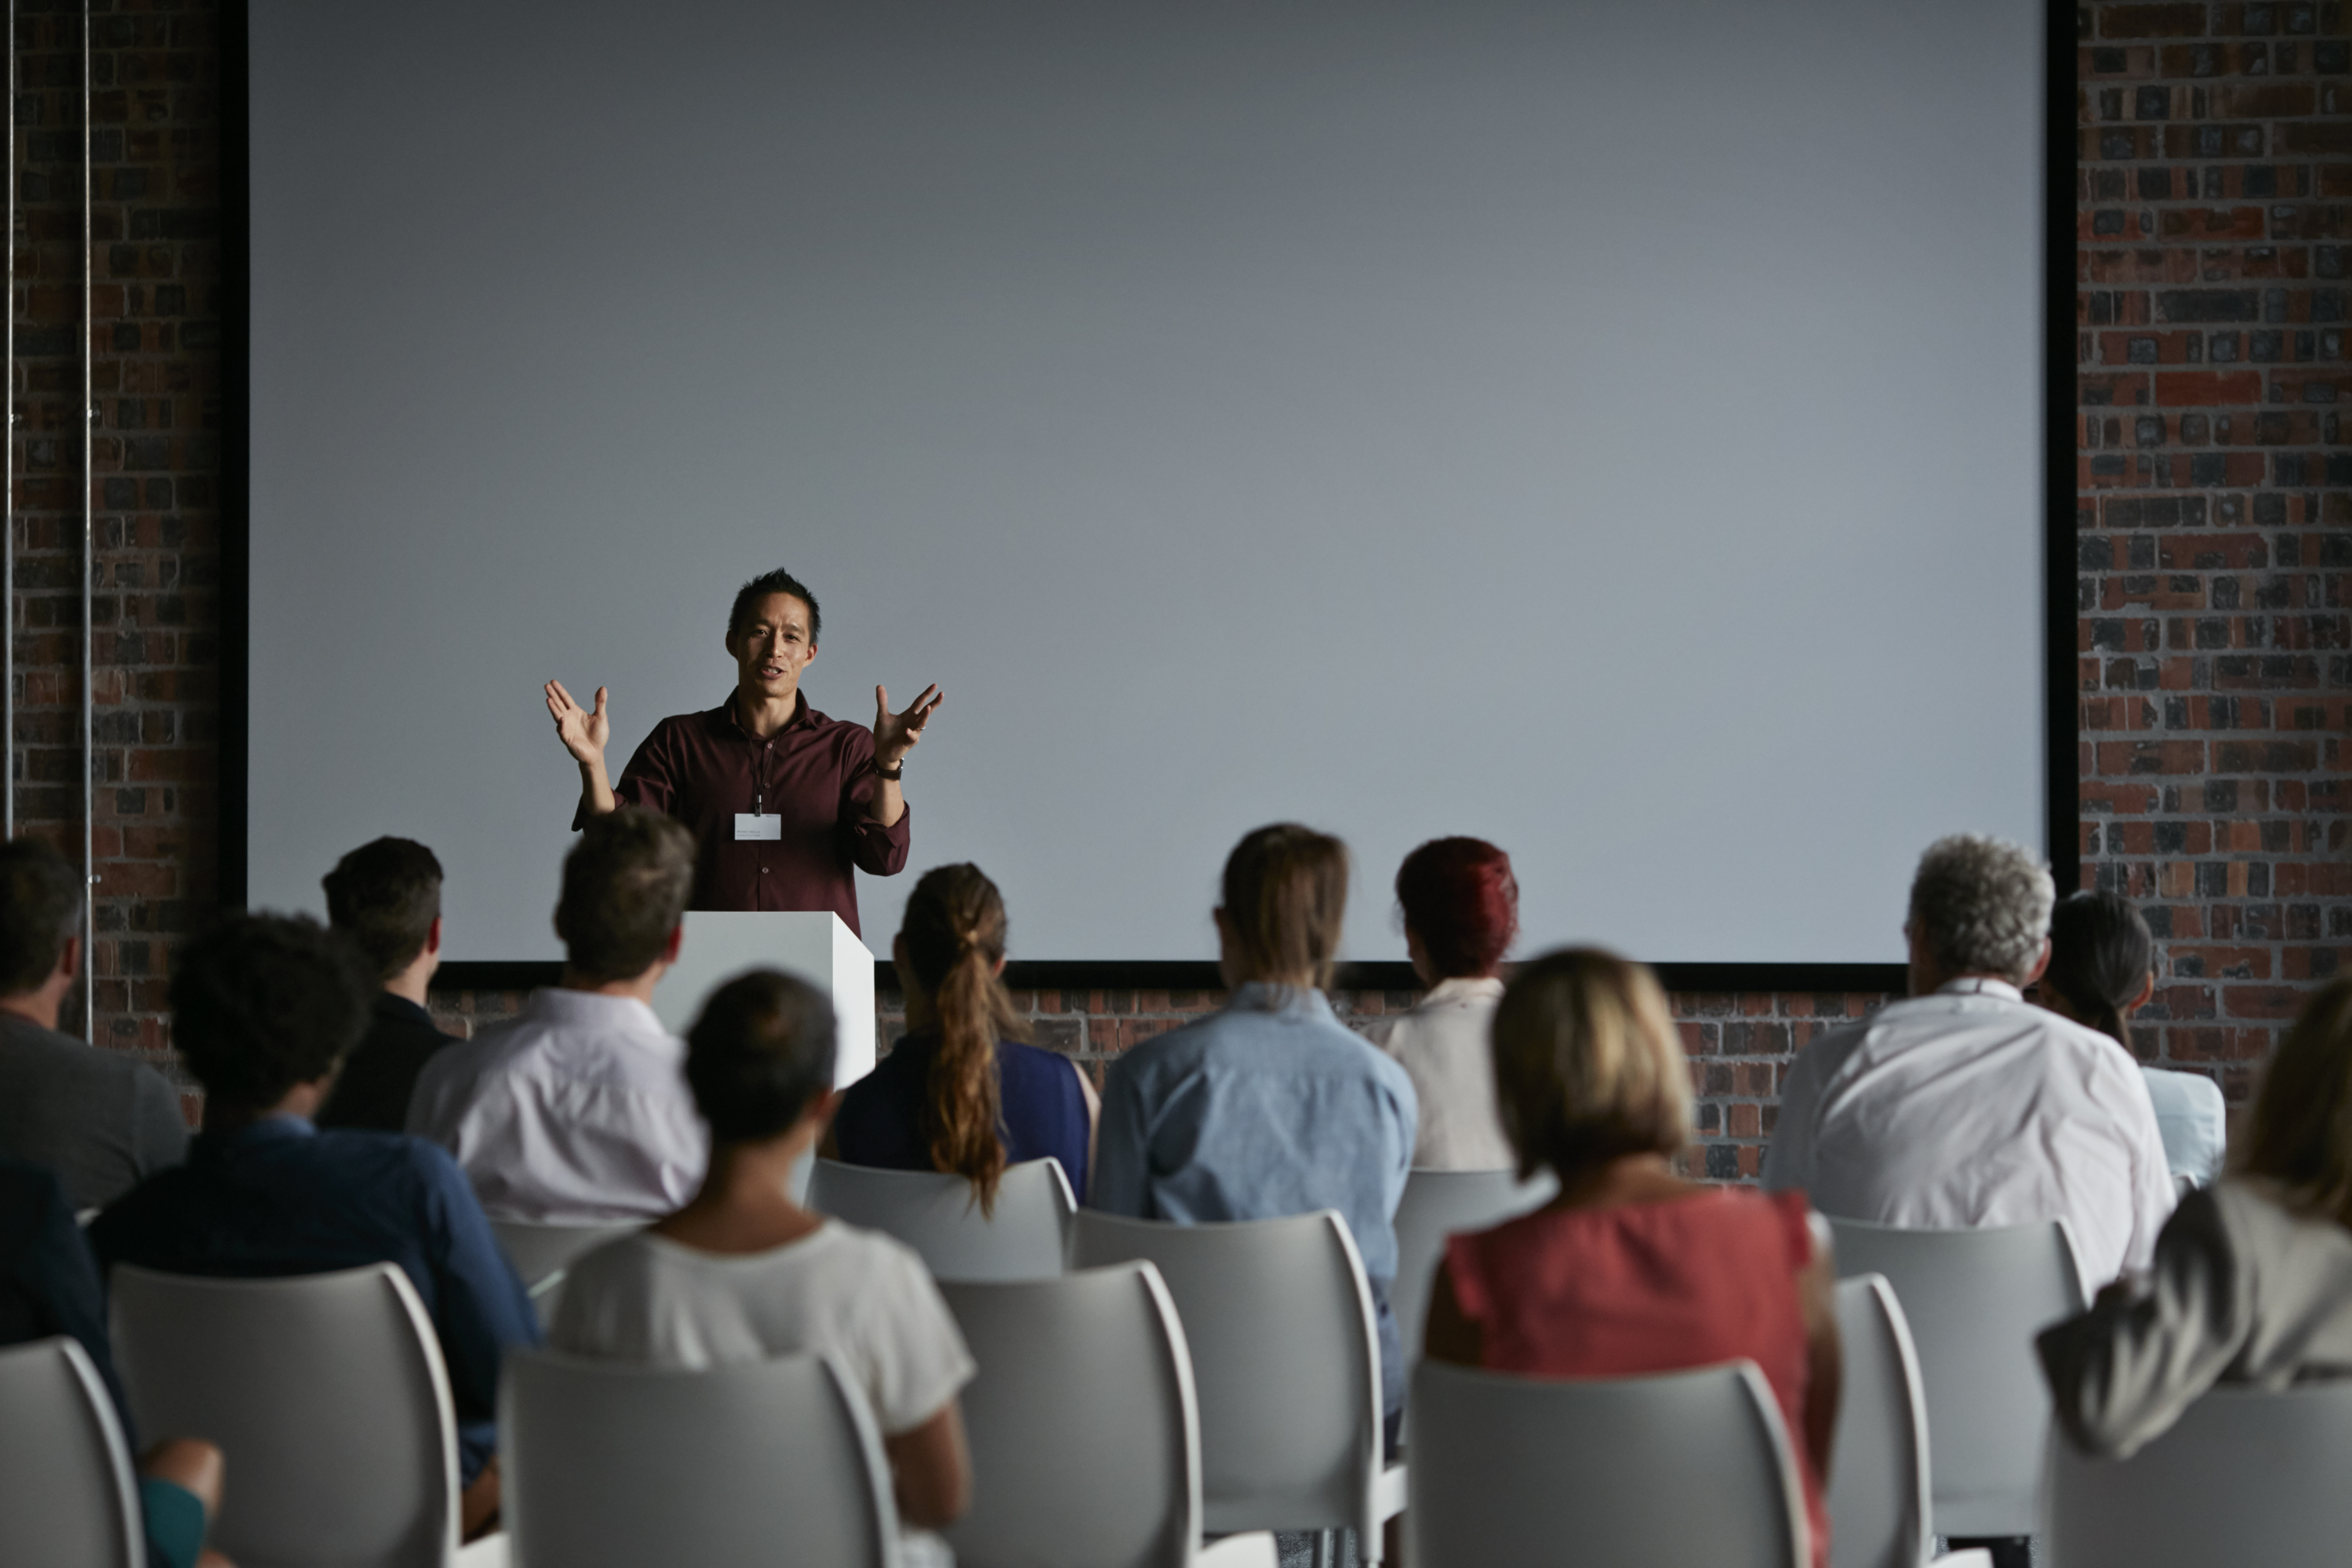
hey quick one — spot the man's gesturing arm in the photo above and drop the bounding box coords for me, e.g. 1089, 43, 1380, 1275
544, 679, 616, 818
866, 682, 943, 828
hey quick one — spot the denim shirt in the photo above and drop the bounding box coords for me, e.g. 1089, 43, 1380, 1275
1092, 983, 1418, 1412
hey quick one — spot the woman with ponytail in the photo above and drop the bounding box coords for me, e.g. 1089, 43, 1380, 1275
2039, 889, 2226, 1188
831, 864, 1096, 1209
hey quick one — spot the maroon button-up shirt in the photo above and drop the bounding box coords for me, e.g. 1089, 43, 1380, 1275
580, 692, 910, 935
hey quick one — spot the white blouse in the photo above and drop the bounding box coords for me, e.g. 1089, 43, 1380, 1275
1374, 976, 1513, 1170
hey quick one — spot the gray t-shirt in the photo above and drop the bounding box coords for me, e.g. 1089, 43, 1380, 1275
0, 1014, 189, 1211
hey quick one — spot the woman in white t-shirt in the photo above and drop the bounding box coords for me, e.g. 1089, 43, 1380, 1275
555, 968, 975, 1550
1374, 836, 1520, 1169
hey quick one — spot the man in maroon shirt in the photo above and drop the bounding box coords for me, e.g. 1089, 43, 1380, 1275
541, 568, 940, 936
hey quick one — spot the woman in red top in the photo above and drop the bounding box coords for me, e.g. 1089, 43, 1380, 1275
1425, 948, 1841, 1568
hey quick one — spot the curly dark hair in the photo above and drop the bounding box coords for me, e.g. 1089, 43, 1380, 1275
685, 968, 838, 1144
171, 912, 373, 1108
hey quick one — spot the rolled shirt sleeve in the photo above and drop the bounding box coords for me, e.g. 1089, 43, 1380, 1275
836, 726, 911, 877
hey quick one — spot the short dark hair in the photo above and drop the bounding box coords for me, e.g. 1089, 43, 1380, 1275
0, 838, 84, 997
1396, 837, 1519, 980
685, 968, 838, 1143
556, 808, 695, 982
1220, 823, 1350, 991
322, 837, 444, 981
171, 912, 373, 1108
727, 568, 821, 648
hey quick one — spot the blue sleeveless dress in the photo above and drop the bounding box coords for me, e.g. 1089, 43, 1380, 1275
833, 1034, 1091, 1199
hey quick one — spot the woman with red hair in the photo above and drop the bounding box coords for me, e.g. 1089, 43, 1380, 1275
1376, 836, 1519, 1169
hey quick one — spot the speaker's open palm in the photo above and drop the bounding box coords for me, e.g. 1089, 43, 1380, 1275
544, 679, 610, 764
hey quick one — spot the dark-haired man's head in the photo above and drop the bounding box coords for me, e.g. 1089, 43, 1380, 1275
725, 569, 821, 714
556, 808, 695, 987
172, 912, 373, 1118
685, 968, 838, 1147
323, 837, 443, 993
0, 837, 85, 1027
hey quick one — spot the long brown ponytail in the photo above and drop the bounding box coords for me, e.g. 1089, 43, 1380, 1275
897, 863, 1026, 1213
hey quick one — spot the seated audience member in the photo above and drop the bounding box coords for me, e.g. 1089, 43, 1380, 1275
830, 863, 1096, 1203
2039, 889, 2226, 1189
408, 808, 706, 1221
2, 1156, 233, 1568
2039, 973, 2352, 1457
1373, 836, 1518, 1170
0, 838, 188, 1210
1426, 948, 1837, 1568
316, 837, 459, 1132
1763, 834, 2174, 1292
89, 914, 538, 1538
1092, 823, 1418, 1424
554, 970, 973, 1561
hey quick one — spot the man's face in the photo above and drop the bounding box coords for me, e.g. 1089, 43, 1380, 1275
727, 592, 817, 700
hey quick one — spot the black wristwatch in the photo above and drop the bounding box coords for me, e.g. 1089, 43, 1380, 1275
874, 758, 905, 781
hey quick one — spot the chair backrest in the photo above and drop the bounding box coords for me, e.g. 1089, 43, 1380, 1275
0, 1336, 144, 1568
109, 1262, 460, 1568
1408, 1357, 1806, 1568
1388, 1167, 1556, 1362
2042, 1381, 2352, 1568
1069, 1209, 1381, 1539
939, 1263, 1200, 1568
502, 1348, 896, 1568
809, 1156, 1075, 1281
1827, 1218, 2085, 1539
1828, 1274, 1932, 1568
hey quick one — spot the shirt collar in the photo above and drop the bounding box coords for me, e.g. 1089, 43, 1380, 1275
376, 991, 436, 1027
527, 987, 675, 1038
715, 689, 812, 739
193, 1113, 317, 1161
1934, 976, 2024, 1002
1423, 975, 1506, 1004
1228, 981, 1342, 1022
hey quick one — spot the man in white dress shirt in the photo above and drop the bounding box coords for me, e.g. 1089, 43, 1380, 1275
408, 808, 709, 1221
1762, 834, 2174, 1295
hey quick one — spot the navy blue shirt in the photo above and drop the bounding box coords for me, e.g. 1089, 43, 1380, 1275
89, 1117, 540, 1482
834, 1034, 1093, 1201
0, 1156, 131, 1432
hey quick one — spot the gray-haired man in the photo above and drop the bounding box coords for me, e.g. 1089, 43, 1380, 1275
1762, 834, 2174, 1294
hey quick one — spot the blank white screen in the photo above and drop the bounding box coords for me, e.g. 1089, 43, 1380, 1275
246, 0, 2046, 964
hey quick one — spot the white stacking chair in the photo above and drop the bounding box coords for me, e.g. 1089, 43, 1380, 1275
1388, 1166, 1556, 1365
1828, 1218, 2085, 1541
109, 1262, 505, 1568
2042, 1381, 2352, 1567
486, 1218, 645, 1326
501, 1348, 894, 1568
809, 1156, 1075, 1281
1830, 1275, 1992, 1568
0, 1336, 145, 1568
1408, 1357, 1808, 1568
939, 1263, 1276, 1568
1070, 1209, 1403, 1563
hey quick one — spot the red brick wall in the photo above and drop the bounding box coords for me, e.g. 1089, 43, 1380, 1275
2076, 0, 2349, 1101
9, 4, 2344, 1161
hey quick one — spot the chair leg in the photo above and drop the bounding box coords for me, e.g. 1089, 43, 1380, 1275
1313, 1528, 1336, 1568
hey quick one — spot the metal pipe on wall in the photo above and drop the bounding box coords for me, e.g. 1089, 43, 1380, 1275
4, 0, 15, 844
79, 0, 92, 1041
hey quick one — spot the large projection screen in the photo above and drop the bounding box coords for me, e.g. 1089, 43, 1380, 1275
245, 0, 2048, 966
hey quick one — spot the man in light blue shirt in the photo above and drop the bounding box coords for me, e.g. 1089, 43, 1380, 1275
1092, 825, 1418, 1418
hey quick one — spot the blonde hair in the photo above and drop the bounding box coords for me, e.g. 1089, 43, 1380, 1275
1490, 947, 1691, 1184
2236, 974, 2352, 1229
897, 864, 1027, 1214
1220, 824, 1349, 994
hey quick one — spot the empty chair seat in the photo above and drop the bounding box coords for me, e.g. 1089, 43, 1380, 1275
939, 1262, 1275, 1568
502, 1347, 895, 1568
0, 1336, 143, 1568
1829, 1275, 1990, 1568
487, 1218, 645, 1326
808, 1156, 1074, 1281
1408, 1356, 1808, 1568
1827, 1219, 2085, 1540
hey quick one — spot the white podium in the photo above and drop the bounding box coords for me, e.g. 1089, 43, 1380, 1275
649, 911, 877, 1089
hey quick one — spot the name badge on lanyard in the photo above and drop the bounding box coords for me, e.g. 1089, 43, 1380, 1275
735, 813, 782, 841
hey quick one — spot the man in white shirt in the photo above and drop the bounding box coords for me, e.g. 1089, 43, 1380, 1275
1763, 834, 2174, 1295
408, 808, 709, 1221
